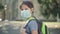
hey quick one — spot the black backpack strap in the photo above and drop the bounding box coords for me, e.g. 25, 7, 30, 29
37, 20, 43, 34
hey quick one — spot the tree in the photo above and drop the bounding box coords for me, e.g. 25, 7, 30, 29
0, 3, 4, 10
38, 0, 60, 20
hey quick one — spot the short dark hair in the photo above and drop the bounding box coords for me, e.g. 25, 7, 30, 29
20, 1, 34, 9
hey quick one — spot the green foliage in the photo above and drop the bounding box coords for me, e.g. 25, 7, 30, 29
0, 3, 4, 10
38, 0, 60, 19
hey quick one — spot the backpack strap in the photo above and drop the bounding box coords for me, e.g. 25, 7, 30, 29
24, 17, 36, 28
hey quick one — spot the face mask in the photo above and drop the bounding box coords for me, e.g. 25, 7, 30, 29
21, 10, 31, 19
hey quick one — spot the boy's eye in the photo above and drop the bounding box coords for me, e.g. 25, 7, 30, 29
21, 8, 29, 10
25, 8, 28, 10
21, 9, 23, 10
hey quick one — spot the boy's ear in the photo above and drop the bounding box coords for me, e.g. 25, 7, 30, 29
31, 8, 34, 13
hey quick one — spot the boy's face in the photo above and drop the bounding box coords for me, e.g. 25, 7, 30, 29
21, 4, 33, 14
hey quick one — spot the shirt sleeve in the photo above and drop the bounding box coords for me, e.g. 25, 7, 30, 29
28, 20, 38, 31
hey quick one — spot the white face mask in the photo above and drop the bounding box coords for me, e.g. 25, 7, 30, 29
21, 9, 31, 19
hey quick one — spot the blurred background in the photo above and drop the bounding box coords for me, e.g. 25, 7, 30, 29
0, 0, 60, 21
0, 0, 60, 34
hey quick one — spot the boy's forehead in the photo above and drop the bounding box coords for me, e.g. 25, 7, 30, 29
21, 4, 29, 9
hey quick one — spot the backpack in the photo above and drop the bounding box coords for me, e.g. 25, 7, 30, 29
24, 17, 43, 34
